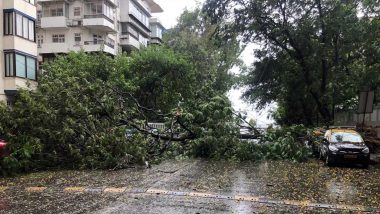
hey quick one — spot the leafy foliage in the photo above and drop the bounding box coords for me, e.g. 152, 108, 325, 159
234, 125, 312, 162
204, 0, 380, 126
0, 42, 243, 174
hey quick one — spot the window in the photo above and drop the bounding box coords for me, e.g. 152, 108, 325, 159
5, 53, 14, 77
16, 54, 26, 78
52, 34, 65, 43
37, 35, 43, 47
74, 33, 81, 45
86, 2, 103, 15
28, 20, 34, 40
16, 13, 22, 37
26, 57, 36, 80
4, 12, 13, 35
93, 34, 102, 44
6, 11, 35, 41
85, 2, 115, 21
139, 35, 148, 46
74, 7, 81, 16
22, 17, 29, 38
121, 23, 139, 38
42, 3, 66, 17
106, 37, 115, 48
129, 1, 149, 27
4, 52, 37, 80
331, 132, 363, 143
37, 11, 42, 26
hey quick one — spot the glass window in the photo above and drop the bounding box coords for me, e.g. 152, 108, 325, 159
93, 34, 102, 44
28, 20, 34, 41
43, 3, 64, 17
4, 12, 13, 35
16, 54, 26, 78
65, 3, 69, 17
4, 52, 37, 80
5, 53, 14, 77
331, 132, 363, 143
27, 57, 36, 80
74, 33, 81, 45
23, 17, 29, 38
8, 12, 35, 41
129, 2, 149, 27
52, 34, 65, 43
74, 7, 81, 16
37, 35, 43, 47
16, 13, 23, 37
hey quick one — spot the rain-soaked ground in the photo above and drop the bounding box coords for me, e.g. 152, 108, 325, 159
1, 159, 380, 213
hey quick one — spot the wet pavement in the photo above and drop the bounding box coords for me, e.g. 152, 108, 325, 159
1, 159, 380, 213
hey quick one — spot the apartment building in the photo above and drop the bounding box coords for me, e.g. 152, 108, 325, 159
36, 0, 164, 63
0, 0, 38, 103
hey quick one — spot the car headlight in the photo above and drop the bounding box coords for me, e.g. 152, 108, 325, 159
362, 147, 370, 153
329, 146, 339, 152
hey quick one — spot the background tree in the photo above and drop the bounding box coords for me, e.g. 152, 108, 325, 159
204, 0, 380, 126
162, 8, 244, 157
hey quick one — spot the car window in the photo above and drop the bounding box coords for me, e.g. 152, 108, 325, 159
331, 132, 363, 143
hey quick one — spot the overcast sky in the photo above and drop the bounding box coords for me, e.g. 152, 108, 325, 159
154, 0, 274, 127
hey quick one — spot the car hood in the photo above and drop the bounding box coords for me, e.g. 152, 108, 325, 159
331, 142, 366, 149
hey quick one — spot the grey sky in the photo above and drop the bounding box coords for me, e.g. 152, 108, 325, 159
154, 0, 204, 29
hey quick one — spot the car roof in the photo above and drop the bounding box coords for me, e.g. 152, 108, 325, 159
329, 129, 358, 134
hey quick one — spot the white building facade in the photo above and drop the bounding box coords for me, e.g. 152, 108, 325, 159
36, 0, 164, 63
0, 0, 38, 103
0, 0, 164, 103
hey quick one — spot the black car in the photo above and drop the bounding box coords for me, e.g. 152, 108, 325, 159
319, 129, 370, 168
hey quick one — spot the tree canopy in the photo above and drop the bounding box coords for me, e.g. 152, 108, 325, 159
204, 0, 380, 126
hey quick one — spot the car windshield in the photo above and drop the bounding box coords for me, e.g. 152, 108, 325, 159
331, 132, 363, 143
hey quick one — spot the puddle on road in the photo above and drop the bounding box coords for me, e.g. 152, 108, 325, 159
231, 170, 255, 214
326, 180, 358, 203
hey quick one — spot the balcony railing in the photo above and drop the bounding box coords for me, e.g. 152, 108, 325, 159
83, 14, 114, 24
84, 40, 115, 49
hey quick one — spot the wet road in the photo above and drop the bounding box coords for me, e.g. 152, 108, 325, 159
1, 159, 380, 213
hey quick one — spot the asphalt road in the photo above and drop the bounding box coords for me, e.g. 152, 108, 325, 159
1, 159, 380, 213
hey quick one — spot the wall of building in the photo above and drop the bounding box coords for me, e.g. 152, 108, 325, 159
335, 105, 380, 137
0, 0, 38, 102
0, 1, 5, 101
37, 0, 119, 58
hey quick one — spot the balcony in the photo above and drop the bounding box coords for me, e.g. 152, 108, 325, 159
83, 15, 116, 33
38, 43, 68, 54
4, 77, 37, 92
120, 35, 142, 51
41, 16, 68, 28
83, 40, 116, 55
2, 0, 36, 17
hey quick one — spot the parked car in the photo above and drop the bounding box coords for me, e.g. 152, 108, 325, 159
319, 129, 370, 168
0, 139, 8, 158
